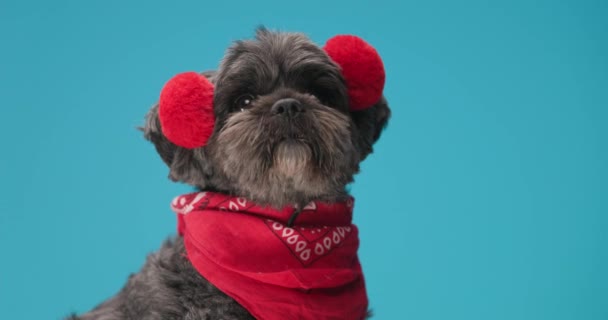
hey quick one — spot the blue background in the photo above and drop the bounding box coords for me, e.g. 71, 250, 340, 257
1, 0, 606, 319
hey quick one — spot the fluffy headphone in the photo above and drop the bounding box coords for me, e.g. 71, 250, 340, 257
159, 35, 385, 149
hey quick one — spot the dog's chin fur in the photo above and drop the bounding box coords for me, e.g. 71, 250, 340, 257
273, 140, 312, 176
70, 29, 390, 320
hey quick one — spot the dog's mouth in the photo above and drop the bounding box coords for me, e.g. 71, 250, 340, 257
274, 135, 311, 155
282, 133, 307, 142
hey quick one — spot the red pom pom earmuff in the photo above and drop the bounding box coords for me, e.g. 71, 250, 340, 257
323, 35, 385, 111
159, 72, 215, 149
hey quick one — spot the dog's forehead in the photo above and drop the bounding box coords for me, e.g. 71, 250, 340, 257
211, 31, 349, 117
220, 33, 335, 85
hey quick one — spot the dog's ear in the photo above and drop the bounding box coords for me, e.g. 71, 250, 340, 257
142, 71, 216, 186
142, 103, 175, 166
323, 35, 389, 159
351, 96, 391, 160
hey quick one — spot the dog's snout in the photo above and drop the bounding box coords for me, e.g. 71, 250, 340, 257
271, 98, 303, 118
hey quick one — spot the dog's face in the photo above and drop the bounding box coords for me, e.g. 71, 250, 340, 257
144, 29, 390, 208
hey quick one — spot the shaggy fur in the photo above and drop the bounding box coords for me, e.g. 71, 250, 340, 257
69, 28, 390, 319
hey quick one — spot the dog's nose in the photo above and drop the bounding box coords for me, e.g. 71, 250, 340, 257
271, 98, 303, 118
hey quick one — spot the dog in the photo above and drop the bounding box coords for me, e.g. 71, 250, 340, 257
69, 28, 390, 320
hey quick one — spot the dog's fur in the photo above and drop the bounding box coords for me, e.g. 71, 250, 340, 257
69, 29, 390, 320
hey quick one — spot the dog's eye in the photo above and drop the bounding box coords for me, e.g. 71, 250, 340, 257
309, 89, 330, 105
235, 94, 255, 110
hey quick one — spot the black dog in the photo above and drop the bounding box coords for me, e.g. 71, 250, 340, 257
69, 28, 390, 320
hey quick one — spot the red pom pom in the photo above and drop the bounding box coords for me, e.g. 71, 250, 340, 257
159, 72, 215, 149
323, 35, 385, 111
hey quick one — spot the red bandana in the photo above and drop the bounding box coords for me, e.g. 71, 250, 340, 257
171, 192, 368, 320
